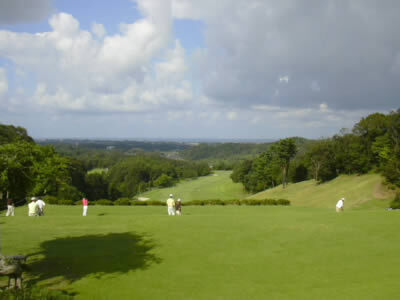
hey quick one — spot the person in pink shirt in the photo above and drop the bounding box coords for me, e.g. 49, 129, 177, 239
82, 198, 89, 216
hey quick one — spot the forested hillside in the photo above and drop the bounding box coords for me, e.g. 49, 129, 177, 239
232, 110, 400, 195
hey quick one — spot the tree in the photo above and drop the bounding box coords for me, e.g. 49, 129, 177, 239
275, 138, 297, 188
305, 140, 337, 182
154, 174, 173, 188
0, 141, 71, 200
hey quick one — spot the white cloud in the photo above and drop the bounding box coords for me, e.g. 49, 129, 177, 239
319, 103, 329, 112
91, 23, 106, 39
226, 111, 238, 121
0, 68, 8, 97
0, 1, 191, 114
279, 76, 289, 83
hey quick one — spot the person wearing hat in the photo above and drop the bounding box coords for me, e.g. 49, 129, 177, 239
336, 197, 345, 212
176, 198, 182, 216
166, 194, 176, 216
28, 197, 39, 216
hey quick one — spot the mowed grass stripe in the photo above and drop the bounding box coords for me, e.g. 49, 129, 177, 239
2, 205, 400, 299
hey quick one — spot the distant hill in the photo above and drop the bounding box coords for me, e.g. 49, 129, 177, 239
179, 137, 312, 162
248, 174, 395, 209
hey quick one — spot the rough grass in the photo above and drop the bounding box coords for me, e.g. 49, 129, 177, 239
1, 205, 400, 299
248, 174, 395, 209
138, 170, 248, 201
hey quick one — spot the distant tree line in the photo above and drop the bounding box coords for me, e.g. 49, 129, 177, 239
0, 124, 211, 205
231, 110, 400, 192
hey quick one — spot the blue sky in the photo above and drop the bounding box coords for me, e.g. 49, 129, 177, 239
0, 0, 399, 139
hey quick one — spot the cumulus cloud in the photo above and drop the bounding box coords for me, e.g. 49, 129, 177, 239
0, 0, 53, 24
173, 0, 400, 111
91, 23, 107, 39
0, 0, 192, 114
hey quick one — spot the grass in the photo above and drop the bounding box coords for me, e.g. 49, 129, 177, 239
1, 205, 400, 299
249, 174, 395, 209
87, 168, 108, 175
138, 170, 248, 201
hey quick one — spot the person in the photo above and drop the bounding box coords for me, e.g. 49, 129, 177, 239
36, 197, 46, 216
336, 197, 345, 212
176, 198, 182, 216
6, 198, 15, 216
166, 194, 175, 216
28, 197, 39, 216
82, 197, 89, 216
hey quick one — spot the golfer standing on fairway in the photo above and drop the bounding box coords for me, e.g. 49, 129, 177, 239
166, 194, 176, 216
336, 197, 345, 212
82, 197, 89, 216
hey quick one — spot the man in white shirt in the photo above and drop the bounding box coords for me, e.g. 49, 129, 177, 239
166, 194, 176, 216
336, 197, 345, 212
36, 197, 46, 216
28, 197, 38, 216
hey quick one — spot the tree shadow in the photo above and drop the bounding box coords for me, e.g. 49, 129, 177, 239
27, 232, 161, 287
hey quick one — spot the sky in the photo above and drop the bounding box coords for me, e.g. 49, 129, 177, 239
0, 0, 399, 140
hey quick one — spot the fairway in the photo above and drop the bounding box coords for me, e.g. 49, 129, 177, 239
138, 170, 248, 201
1, 205, 400, 299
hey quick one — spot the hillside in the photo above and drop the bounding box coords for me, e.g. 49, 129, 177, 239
248, 174, 395, 209
137, 171, 248, 201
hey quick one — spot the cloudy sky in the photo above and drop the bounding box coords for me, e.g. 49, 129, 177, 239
0, 0, 399, 140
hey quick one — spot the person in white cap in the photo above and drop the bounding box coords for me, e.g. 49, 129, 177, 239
28, 197, 39, 216
166, 194, 175, 216
336, 197, 345, 212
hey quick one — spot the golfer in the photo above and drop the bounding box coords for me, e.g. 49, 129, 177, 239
336, 197, 345, 212
36, 197, 46, 216
166, 194, 176, 216
28, 197, 39, 216
6, 198, 15, 216
176, 198, 182, 215
82, 197, 89, 216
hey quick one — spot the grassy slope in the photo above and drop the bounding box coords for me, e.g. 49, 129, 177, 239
1, 205, 400, 299
248, 174, 395, 209
138, 170, 248, 201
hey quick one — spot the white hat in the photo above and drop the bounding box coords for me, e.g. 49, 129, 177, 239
177, 198, 181, 201
31, 197, 36, 201
341, 197, 345, 201
169, 194, 173, 197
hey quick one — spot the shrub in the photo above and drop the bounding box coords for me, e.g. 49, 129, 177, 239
389, 192, 400, 209
114, 198, 132, 206
95, 199, 114, 206
58, 200, 75, 205
277, 199, 291, 206
131, 201, 148, 206
146, 200, 165, 206
44, 195, 58, 204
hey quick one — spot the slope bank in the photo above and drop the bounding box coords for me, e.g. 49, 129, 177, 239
248, 174, 394, 209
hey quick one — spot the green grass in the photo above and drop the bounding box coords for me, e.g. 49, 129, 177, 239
1, 205, 400, 299
138, 170, 248, 201
87, 168, 108, 175
249, 174, 395, 209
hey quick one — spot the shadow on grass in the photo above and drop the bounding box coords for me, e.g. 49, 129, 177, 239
28, 232, 161, 286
